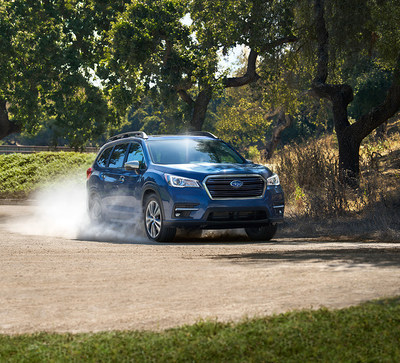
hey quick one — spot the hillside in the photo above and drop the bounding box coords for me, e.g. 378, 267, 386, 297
0, 152, 95, 199
270, 124, 400, 241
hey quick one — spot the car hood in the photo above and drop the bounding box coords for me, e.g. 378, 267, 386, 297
152, 162, 272, 181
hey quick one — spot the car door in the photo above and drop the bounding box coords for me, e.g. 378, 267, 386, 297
102, 143, 130, 220
115, 142, 147, 220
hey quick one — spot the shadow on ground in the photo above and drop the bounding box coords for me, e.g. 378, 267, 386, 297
212, 247, 400, 268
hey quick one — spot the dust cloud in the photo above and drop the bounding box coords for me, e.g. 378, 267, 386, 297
6, 177, 147, 243
6, 177, 248, 243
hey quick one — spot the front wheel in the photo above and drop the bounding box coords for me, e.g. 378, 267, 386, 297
245, 223, 277, 241
144, 195, 176, 242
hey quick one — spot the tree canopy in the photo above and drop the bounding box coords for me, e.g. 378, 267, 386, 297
0, 0, 127, 147
1, 0, 400, 178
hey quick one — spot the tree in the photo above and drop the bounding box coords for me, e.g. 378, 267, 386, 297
307, 0, 400, 185
107, 0, 297, 131
106, 0, 202, 130
195, 0, 400, 184
0, 0, 126, 147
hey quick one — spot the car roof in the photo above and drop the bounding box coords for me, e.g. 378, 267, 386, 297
98, 132, 219, 152
146, 134, 216, 140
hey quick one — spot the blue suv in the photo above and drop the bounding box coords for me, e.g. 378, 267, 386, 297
86, 131, 284, 242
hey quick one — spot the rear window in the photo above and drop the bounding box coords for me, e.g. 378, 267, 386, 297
108, 143, 129, 168
97, 147, 112, 167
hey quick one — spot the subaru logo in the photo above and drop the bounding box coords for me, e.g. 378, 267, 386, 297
230, 180, 243, 188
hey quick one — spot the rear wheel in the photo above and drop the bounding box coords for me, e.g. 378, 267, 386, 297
245, 223, 277, 241
144, 195, 176, 242
88, 193, 104, 223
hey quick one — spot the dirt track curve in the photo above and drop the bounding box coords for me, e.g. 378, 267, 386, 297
1, 204, 399, 334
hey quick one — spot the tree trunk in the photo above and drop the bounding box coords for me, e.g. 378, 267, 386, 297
374, 122, 387, 140
179, 49, 263, 131
336, 129, 360, 187
264, 109, 292, 160
310, 0, 400, 187
0, 99, 20, 140
190, 88, 212, 131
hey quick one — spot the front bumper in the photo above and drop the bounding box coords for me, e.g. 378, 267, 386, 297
162, 184, 284, 230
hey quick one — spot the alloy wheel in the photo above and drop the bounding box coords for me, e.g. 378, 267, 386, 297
146, 200, 162, 238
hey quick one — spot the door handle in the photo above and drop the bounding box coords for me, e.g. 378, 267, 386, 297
119, 176, 125, 183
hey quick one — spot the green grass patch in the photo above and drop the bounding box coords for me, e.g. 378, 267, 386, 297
1, 298, 399, 362
0, 152, 95, 199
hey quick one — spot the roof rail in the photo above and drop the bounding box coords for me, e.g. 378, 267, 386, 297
107, 131, 148, 142
185, 131, 218, 139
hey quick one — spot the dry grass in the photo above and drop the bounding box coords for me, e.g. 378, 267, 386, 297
269, 124, 400, 241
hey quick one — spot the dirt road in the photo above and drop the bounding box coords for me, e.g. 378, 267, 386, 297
1, 204, 399, 334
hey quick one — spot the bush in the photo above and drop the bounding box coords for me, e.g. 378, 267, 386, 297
270, 132, 400, 222
0, 152, 96, 199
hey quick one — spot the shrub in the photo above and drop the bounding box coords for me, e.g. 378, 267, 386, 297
270, 132, 400, 222
0, 152, 95, 199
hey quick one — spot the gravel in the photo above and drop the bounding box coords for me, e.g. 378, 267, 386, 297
1, 205, 399, 334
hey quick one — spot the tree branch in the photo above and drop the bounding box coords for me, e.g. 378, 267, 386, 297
309, 0, 354, 104
259, 36, 298, 53
163, 39, 172, 66
223, 35, 298, 89
190, 88, 212, 131
224, 49, 260, 88
265, 109, 292, 159
177, 89, 195, 106
310, 0, 354, 133
313, 0, 329, 85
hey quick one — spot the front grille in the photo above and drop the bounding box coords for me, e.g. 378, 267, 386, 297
204, 175, 265, 199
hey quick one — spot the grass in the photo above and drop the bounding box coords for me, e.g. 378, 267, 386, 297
269, 124, 400, 240
0, 152, 95, 199
0, 297, 399, 362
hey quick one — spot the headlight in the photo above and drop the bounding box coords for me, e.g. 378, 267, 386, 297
266, 173, 280, 186
165, 174, 200, 188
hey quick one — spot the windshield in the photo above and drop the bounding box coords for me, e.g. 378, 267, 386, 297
147, 138, 246, 165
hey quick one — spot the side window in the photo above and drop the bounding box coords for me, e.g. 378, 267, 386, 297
126, 143, 146, 169
108, 143, 129, 169
97, 147, 112, 167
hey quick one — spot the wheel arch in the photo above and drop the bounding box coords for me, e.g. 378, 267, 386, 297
142, 185, 162, 208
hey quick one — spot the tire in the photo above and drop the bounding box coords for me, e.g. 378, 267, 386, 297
144, 195, 176, 242
88, 193, 104, 224
245, 223, 278, 241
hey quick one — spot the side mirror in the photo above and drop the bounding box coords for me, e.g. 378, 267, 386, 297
124, 160, 140, 171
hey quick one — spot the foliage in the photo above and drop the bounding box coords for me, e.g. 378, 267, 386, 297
214, 86, 272, 153
0, 152, 95, 199
191, 0, 296, 51
213, 51, 332, 155
106, 0, 217, 116
0, 0, 127, 146
0, 298, 400, 362
2, 0, 400, 156
347, 59, 393, 120
117, 97, 190, 135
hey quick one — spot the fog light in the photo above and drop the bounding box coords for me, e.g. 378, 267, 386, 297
173, 204, 199, 218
